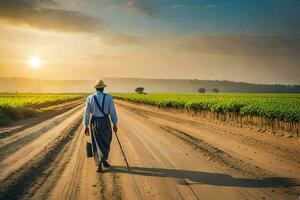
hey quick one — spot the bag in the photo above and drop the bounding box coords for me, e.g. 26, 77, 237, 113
86, 142, 93, 157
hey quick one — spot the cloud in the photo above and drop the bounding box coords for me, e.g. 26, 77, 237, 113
124, 0, 153, 16
100, 34, 145, 46
203, 4, 219, 8
0, 0, 145, 46
159, 35, 300, 57
171, 4, 182, 10
0, 0, 105, 33
78, 54, 125, 61
0, 40, 25, 59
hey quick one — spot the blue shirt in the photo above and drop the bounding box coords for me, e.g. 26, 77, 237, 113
83, 92, 118, 126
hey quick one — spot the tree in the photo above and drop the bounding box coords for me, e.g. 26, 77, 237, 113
198, 88, 206, 93
135, 87, 145, 94
212, 88, 219, 93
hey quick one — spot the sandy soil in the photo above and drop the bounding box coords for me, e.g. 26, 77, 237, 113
0, 100, 299, 200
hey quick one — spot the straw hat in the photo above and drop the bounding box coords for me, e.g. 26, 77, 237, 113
94, 80, 107, 89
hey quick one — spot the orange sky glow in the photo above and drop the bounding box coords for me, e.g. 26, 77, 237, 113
0, 0, 299, 84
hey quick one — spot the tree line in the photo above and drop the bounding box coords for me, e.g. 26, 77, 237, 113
135, 87, 219, 94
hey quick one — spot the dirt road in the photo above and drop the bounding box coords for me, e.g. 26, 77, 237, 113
0, 100, 299, 200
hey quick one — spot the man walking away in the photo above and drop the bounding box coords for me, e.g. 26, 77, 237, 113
83, 80, 118, 172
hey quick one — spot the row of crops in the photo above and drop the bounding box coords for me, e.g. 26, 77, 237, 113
0, 94, 86, 125
113, 93, 300, 123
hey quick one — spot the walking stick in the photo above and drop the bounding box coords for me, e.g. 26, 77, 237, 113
114, 130, 130, 171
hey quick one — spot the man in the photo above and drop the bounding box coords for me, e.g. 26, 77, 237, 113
83, 80, 118, 172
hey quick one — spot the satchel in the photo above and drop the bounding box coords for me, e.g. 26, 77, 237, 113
86, 142, 93, 158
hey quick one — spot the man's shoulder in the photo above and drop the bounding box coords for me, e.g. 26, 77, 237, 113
87, 92, 112, 100
87, 93, 94, 98
87, 93, 95, 100
104, 93, 113, 100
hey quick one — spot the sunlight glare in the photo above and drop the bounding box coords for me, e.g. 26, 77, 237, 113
29, 57, 41, 69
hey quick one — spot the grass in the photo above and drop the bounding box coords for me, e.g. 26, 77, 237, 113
113, 93, 300, 122
0, 93, 86, 126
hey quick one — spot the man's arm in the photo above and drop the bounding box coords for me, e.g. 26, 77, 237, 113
83, 96, 91, 135
109, 97, 118, 132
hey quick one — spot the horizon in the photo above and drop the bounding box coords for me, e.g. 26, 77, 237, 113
0, 0, 300, 85
1, 1, 300, 197
1, 76, 300, 87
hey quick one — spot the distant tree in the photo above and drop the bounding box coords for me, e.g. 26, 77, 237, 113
198, 88, 206, 93
135, 87, 145, 94
212, 88, 219, 93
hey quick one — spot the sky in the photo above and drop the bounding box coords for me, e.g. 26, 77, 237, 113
0, 0, 299, 84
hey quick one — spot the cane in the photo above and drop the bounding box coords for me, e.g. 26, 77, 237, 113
114, 130, 130, 171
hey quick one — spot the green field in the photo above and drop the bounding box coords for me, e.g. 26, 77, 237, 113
0, 94, 86, 125
113, 93, 300, 123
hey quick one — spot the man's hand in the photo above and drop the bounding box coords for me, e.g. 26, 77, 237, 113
84, 127, 90, 136
113, 125, 118, 133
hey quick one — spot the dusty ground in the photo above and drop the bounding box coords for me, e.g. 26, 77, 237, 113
0, 100, 299, 200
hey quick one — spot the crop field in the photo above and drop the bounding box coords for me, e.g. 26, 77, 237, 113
114, 93, 300, 135
1, 93, 300, 199
0, 93, 86, 125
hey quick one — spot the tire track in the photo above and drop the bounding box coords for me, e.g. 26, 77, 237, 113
114, 111, 201, 200
115, 102, 300, 199
0, 115, 82, 200
117, 101, 300, 179
0, 105, 84, 162
159, 125, 299, 197
31, 126, 85, 200
0, 99, 84, 140
116, 101, 300, 163
160, 125, 268, 177
95, 136, 124, 200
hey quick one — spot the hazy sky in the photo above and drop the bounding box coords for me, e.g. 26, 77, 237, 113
0, 0, 299, 84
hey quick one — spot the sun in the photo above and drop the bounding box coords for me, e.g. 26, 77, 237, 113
29, 57, 41, 69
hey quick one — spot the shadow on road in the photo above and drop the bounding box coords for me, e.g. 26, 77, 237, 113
108, 166, 299, 188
